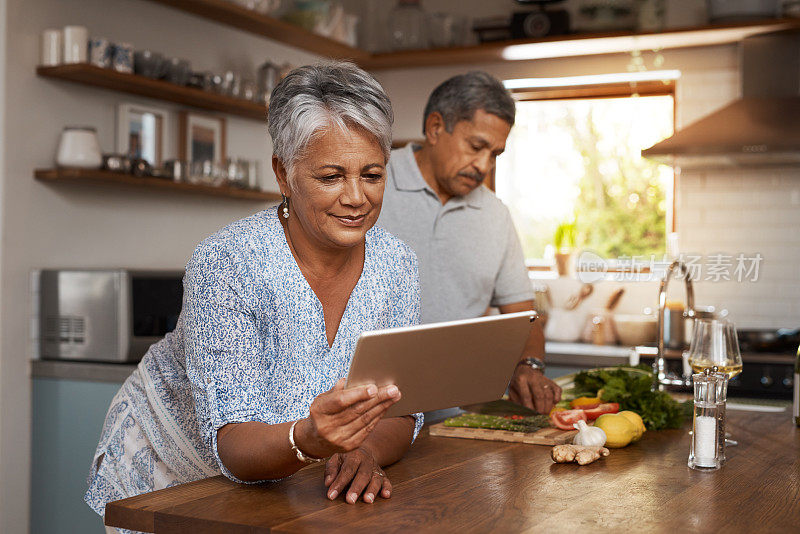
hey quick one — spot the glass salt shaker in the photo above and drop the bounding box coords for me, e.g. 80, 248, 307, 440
688, 370, 724, 470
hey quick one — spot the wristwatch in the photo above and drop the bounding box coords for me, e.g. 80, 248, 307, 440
289, 420, 325, 464
518, 357, 546, 372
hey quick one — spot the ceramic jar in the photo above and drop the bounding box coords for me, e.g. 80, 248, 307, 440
56, 126, 102, 168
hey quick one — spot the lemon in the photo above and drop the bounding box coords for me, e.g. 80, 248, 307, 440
618, 411, 646, 442
594, 413, 636, 448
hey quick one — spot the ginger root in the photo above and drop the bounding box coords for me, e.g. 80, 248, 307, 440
551, 444, 610, 465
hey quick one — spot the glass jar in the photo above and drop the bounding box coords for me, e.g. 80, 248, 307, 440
389, 0, 428, 51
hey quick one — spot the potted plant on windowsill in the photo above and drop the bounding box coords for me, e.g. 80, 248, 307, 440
553, 221, 576, 277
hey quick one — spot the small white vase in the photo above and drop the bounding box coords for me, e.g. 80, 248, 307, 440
56, 126, 102, 168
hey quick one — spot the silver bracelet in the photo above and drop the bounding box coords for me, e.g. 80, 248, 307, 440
289, 420, 325, 464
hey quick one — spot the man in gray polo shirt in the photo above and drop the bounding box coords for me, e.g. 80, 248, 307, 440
378, 71, 561, 414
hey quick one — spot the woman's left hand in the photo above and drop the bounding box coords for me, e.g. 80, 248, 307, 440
324, 447, 391, 504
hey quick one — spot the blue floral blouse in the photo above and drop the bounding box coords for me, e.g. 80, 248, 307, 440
84, 207, 423, 518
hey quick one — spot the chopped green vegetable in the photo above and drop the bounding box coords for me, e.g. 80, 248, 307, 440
443, 413, 551, 433
571, 365, 687, 431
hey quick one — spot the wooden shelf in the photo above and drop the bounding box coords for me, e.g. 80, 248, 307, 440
35, 168, 281, 201
37, 64, 267, 121
137, 1, 800, 70
144, 0, 368, 61
361, 18, 800, 69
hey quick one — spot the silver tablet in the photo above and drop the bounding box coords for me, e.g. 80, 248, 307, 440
345, 311, 537, 418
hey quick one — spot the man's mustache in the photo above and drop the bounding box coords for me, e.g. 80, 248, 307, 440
458, 170, 485, 183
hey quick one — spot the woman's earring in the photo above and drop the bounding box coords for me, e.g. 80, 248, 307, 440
281, 194, 290, 219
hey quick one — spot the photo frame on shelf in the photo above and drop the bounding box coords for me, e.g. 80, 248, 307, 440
179, 111, 227, 163
116, 103, 168, 167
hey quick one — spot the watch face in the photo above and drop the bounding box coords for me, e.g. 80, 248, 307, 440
525, 357, 545, 370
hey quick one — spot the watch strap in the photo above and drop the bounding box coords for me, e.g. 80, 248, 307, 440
518, 357, 546, 371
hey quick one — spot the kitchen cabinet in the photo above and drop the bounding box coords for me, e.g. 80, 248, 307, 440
142, 0, 800, 70
30, 369, 128, 534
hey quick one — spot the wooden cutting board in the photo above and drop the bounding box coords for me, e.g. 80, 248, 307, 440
428, 423, 577, 446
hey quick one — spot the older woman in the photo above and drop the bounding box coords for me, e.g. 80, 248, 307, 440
84, 62, 422, 526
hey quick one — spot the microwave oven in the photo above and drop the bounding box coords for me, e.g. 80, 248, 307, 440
39, 269, 184, 362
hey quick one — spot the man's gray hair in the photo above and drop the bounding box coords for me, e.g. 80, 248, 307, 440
267, 61, 393, 180
422, 71, 515, 134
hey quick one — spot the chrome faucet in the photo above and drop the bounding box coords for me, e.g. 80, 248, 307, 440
655, 260, 695, 388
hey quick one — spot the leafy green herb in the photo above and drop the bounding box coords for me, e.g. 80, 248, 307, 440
573, 365, 687, 431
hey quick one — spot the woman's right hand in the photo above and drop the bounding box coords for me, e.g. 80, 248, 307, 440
294, 379, 401, 459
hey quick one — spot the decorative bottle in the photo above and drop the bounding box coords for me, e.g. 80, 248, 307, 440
389, 0, 428, 51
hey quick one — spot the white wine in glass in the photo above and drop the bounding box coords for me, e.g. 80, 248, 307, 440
688, 319, 743, 379
690, 361, 743, 378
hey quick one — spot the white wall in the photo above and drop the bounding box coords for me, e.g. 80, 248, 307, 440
0, 0, 318, 531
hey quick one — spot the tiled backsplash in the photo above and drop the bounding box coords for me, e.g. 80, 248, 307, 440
675, 167, 800, 328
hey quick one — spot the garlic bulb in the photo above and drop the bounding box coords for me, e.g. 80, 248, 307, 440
573, 420, 607, 447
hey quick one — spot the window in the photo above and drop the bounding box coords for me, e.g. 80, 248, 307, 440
495, 79, 675, 264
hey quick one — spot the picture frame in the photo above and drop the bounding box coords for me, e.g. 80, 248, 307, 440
116, 103, 168, 167
178, 111, 227, 163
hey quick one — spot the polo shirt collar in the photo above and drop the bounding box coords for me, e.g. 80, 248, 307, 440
392, 143, 428, 192
394, 143, 483, 209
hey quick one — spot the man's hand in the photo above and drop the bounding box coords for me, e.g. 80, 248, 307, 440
508, 364, 562, 414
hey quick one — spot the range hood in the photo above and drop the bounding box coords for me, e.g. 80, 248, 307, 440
642, 31, 800, 168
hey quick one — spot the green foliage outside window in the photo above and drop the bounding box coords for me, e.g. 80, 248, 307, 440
496, 95, 673, 260
562, 106, 669, 258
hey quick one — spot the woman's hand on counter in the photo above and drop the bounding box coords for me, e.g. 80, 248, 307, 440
324, 447, 391, 504
296, 379, 401, 459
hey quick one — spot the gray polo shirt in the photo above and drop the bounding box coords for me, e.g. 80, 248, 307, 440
377, 144, 533, 324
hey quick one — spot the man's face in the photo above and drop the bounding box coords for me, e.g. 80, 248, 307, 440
429, 109, 511, 200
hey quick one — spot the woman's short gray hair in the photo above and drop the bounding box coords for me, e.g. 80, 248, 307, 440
267, 61, 393, 179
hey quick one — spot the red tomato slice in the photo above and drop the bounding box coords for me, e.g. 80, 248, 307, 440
550, 409, 588, 430
583, 403, 620, 421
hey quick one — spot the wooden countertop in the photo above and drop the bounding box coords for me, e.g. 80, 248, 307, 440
106, 411, 799, 532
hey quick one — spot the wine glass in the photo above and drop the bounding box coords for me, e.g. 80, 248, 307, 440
688, 319, 743, 378
687, 318, 742, 448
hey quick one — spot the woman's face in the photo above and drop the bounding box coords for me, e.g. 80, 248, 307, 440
275, 126, 387, 250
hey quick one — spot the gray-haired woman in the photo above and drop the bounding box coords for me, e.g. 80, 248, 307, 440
85, 62, 423, 529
